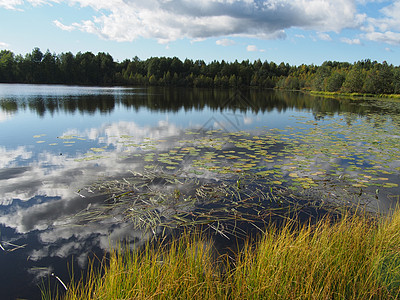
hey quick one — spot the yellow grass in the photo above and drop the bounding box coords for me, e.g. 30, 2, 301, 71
44, 208, 400, 299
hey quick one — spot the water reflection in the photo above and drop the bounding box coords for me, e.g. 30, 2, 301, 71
1, 84, 400, 299
1, 84, 392, 118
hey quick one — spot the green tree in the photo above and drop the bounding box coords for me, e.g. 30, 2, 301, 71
312, 63, 331, 91
0, 50, 15, 82
59, 52, 76, 84
342, 66, 364, 93
250, 74, 259, 87
149, 74, 158, 85
96, 52, 115, 84
76, 51, 98, 85
363, 62, 394, 94
393, 68, 400, 94
162, 71, 172, 85
326, 71, 345, 92
229, 74, 237, 87
42, 50, 59, 83
24, 47, 44, 83
284, 76, 301, 90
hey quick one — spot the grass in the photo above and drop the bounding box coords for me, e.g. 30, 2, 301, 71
307, 90, 400, 100
43, 207, 400, 300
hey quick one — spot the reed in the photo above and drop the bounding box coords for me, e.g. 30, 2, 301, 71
47, 208, 400, 300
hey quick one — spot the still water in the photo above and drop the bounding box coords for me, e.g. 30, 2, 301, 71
0, 84, 399, 299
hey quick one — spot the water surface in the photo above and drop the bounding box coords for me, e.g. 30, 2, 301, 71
1, 84, 399, 299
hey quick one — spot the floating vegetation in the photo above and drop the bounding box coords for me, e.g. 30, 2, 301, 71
57, 135, 78, 140
90, 147, 105, 152
66, 103, 400, 240
0, 241, 27, 253
74, 155, 107, 162
72, 167, 341, 241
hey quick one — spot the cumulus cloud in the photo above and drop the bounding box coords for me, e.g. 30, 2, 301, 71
246, 44, 265, 52
48, 0, 361, 43
6, 0, 400, 46
246, 45, 258, 52
317, 32, 332, 41
360, 1, 400, 45
362, 31, 400, 45
216, 38, 236, 46
341, 37, 362, 45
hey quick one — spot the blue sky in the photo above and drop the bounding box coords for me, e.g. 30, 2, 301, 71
0, 0, 399, 65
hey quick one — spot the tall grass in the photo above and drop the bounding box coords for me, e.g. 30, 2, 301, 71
47, 208, 400, 299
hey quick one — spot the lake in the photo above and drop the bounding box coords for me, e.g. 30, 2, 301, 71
0, 84, 400, 299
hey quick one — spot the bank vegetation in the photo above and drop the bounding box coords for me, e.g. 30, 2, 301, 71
43, 208, 400, 299
1, 48, 400, 96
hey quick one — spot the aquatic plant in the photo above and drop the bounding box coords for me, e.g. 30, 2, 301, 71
48, 207, 400, 300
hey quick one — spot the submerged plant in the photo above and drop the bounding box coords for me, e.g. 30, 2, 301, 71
72, 169, 323, 240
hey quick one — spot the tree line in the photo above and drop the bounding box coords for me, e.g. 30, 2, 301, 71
1, 47, 399, 94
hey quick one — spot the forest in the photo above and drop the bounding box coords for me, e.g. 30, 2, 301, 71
0, 47, 399, 94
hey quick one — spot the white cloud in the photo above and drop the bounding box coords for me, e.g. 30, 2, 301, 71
0, 0, 23, 10
359, 1, 400, 45
341, 37, 361, 45
246, 45, 258, 52
362, 31, 400, 45
317, 32, 332, 41
7, 0, 400, 46
216, 38, 236, 46
53, 19, 74, 31
0, 41, 10, 48
50, 0, 361, 43
0, 0, 57, 9
191, 38, 206, 43
246, 45, 265, 52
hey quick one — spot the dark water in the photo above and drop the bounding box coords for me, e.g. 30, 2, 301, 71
0, 84, 400, 299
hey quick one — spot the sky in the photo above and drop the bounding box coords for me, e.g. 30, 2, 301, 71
0, 0, 399, 66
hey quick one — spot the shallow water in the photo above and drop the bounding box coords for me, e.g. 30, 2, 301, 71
0, 84, 399, 299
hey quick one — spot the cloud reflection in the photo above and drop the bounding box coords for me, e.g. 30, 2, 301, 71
0, 119, 187, 267
1, 114, 399, 271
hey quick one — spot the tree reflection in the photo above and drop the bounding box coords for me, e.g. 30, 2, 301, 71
1, 87, 391, 118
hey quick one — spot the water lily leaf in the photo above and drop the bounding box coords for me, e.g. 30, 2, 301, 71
58, 135, 77, 140
383, 183, 398, 188
75, 155, 105, 162
90, 147, 105, 152
144, 165, 156, 169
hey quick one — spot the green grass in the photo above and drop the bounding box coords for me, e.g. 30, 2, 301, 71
44, 208, 400, 300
